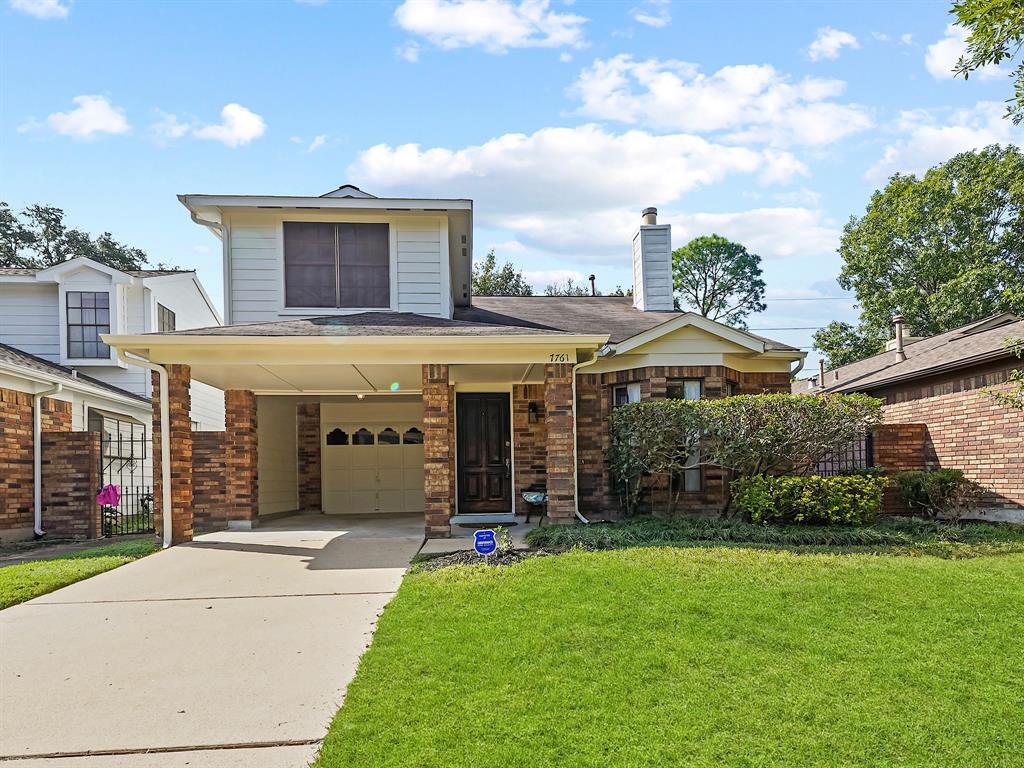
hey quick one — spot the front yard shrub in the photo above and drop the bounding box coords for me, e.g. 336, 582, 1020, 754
731, 474, 887, 525
895, 469, 984, 520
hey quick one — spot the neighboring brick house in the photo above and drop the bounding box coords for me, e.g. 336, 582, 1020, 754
103, 188, 804, 545
795, 313, 1024, 522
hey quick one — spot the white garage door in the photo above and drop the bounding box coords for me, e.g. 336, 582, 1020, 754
321, 422, 425, 514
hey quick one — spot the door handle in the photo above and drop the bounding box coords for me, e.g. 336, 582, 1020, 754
504, 457, 511, 477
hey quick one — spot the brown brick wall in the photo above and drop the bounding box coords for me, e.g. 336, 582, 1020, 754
225, 390, 258, 524
512, 385, 546, 497
192, 431, 228, 530
297, 402, 322, 511
872, 423, 928, 515
0, 388, 72, 536
880, 381, 1023, 514
153, 365, 193, 544
41, 431, 101, 539
575, 365, 792, 517
423, 364, 454, 537
544, 363, 576, 522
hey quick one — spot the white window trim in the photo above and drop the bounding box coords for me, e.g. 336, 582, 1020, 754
58, 284, 122, 367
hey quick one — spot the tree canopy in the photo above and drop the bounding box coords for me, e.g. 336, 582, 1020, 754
814, 145, 1024, 367
671, 234, 766, 330
471, 250, 533, 296
952, 0, 1024, 124
1, 202, 151, 272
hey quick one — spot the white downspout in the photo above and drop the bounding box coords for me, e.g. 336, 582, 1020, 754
189, 211, 230, 325
571, 349, 606, 524
33, 382, 63, 538
118, 350, 172, 548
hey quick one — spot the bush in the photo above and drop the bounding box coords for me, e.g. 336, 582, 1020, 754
731, 474, 887, 526
895, 469, 983, 520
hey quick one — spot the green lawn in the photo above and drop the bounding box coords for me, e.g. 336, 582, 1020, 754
0, 538, 158, 609
316, 545, 1024, 767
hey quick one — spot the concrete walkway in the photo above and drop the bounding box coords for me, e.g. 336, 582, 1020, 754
0, 514, 424, 767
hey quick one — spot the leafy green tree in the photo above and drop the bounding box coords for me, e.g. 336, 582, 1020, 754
544, 278, 590, 296
471, 249, 533, 296
0, 202, 150, 271
671, 235, 766, 330
817, 145, 1024, 366
952, 0, 1024, 123
988, 337, 1024, 410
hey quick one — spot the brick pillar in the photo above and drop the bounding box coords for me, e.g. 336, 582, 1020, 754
873, 423, 928, 515
297, 402, 322, 511
225, 390, 258, 528
152, 364, 193, 545
544, 363, 576, 523
422, 364, 454, 538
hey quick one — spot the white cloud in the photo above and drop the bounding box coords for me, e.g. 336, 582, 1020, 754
307, 134, 327, 153
865, 101, 1022, 184
45, 95, 130, 138
631, 0, 670, 28
900, 33, 914, 46
559, 52, 572, 63
10, 0, 69, 19
350, 124, 812, 262
487, 239, 528, 253
806, 27, 859, 61
571, 55, 871, 146
393, 0, 587, 54
397, 41, 421, 62
149, 110, 191, 145
925, 24, 1000, 80
522, 268, 585, 288
193, 103, 266, 148
773, 186, 821, 207
669, 208, 839, 260
191, 245, 211, 254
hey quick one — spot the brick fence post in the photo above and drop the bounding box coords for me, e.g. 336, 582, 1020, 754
153, 364, 193, 544
225, 390, 258, 528
873, 423, 928, 515
544, 363, 576, 523
422, 364, 453, 538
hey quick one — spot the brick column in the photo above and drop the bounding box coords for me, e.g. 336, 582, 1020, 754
544, 363, 576, 523
422, 364, 454, 538
297, 402, 322, 512
152, 364, 193, 545
873, 423, 928, 515
225, 390, 258, 528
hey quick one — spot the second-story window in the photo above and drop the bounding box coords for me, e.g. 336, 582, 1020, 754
158, 303, 176, 332
66, 291, 110, 359
283, 222, 390, 309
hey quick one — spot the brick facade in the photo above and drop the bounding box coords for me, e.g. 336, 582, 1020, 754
153, 364, 193, 544
297, 402, 322, 511
225, 390, 258, 525
872, 423, 928, 514
512, 384, 546, 497
422, 364, 454, 537
878, 380, 1023, 516
192, 431, 228, 530
0, 388, 73, 539
544, 363, 576, 522
41, 431, 102, 539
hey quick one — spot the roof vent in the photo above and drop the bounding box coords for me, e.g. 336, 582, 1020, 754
320, 185, 377, 199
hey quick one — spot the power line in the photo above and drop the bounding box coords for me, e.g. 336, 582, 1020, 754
766, 297, 856, 302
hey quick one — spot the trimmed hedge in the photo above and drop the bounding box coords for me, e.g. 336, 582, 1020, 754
731, 474, 888, 526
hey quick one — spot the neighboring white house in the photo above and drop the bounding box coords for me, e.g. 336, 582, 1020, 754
0, 257, 226, 430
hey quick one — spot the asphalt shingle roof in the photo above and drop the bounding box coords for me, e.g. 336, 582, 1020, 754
0, 344, 148, 402
0, 266, 193, 278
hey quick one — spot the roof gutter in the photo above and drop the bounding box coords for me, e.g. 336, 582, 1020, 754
33, 383, 63, 538
187, 209, 231, 326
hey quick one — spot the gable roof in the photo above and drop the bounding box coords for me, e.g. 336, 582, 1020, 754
456, 296, 799, 350
0, 261, 194, 279
809, 313, 1024, 393
0, 343, 148, 403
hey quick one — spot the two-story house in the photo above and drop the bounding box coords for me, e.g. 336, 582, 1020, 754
105, 186, 805, 545
0, 260, 225, 541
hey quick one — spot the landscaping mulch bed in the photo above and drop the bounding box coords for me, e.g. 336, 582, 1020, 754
415, 548, 554, 571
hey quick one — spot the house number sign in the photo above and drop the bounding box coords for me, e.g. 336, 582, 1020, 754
548, 353, 570, 363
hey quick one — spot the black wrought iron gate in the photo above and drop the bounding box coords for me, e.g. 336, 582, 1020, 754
95, 414, 154, 536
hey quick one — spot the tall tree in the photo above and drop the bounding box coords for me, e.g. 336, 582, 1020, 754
952, 0, 1024, 123
815, 145, 1024, 366
0, 202, 150, 271
471, 250, 533, 296
671, 234, 766, 329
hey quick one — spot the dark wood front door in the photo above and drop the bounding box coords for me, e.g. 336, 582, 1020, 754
456, 393, 512, 514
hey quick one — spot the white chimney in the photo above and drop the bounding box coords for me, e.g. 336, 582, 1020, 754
632, 207, 673, 311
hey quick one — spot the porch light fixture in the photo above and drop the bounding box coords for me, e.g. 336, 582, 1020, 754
356, 393, 365, 400
390, 382, 400, 392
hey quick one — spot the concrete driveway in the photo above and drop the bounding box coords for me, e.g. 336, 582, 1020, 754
0, 514, 424, 767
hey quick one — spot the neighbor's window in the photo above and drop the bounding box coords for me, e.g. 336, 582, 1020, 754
667, 379, 702, 400
158, 303, 176, 332
66, 291, 111, 359
613, 383, 641, 407
283, 222, 390, 308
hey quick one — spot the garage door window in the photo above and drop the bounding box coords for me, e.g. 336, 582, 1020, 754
378, 427, 400, 445
352, 428, 375, 445
403, 427, 423, 445
326, 428, 349, 446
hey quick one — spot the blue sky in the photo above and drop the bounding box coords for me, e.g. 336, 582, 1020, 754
2, 0, 1021, 367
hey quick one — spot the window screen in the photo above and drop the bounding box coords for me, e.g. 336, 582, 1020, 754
66, 291, 111, 359
283, 222, 390, 308
667, 379, 702, 400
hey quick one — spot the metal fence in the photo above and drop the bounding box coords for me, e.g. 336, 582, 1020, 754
94, 413, 154, 536
813, 432, 874, 476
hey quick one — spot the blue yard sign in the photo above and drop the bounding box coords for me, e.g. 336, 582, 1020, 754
474, 529, 497, 556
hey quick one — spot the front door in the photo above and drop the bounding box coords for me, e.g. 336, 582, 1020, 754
456, 393, 512, 514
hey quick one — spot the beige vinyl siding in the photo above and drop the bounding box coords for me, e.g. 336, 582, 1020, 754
0, 284, 60, 361
225, 212, 449, 322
